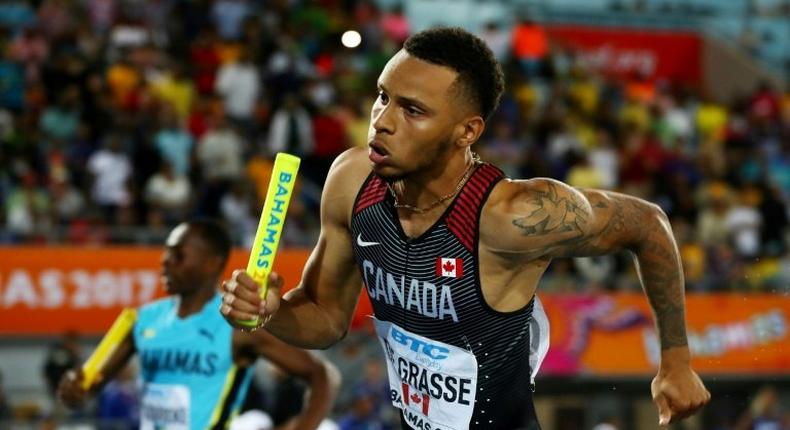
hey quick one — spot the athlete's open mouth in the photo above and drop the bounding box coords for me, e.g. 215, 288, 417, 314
369, 142, 390, 164
369, 142, 388, 156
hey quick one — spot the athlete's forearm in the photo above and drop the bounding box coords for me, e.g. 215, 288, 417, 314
266, 286, 350, 349
294, 360, 341, 429
631, 209, 689, 351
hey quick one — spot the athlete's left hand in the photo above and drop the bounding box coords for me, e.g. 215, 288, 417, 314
651, 350, 710, 426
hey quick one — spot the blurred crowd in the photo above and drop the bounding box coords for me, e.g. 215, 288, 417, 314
0, 0, 789, 296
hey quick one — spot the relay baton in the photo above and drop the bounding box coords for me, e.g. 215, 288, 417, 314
236, 152, 301, 328
81, 308, 137, 389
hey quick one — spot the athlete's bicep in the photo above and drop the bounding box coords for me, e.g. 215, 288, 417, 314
492, 179, 656, 258
291, 222, 362, 328
284, 149, 367, 332
488, 178, 594, 257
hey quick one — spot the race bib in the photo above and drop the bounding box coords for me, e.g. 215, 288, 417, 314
374, 319, 477, 430
140, 383, 190, 430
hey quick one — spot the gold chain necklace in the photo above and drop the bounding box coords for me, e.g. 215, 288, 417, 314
388, 153, 481, 214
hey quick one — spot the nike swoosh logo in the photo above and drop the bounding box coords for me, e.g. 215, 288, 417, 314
357, 233, 380, 247
198, 328, 214, 342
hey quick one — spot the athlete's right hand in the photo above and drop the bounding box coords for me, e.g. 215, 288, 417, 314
220, 270, 284, 330
57, 369, 91, 408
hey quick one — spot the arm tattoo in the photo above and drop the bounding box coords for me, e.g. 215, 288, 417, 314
511, 185, 625, 256
512, 182, 589, 238
635, 230, 688, 349
513, 185, 688, 349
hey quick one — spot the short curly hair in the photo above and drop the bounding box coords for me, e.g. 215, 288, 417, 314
404, 27, 504, 121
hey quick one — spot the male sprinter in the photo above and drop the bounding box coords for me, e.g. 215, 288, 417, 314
221, 28, 709, 429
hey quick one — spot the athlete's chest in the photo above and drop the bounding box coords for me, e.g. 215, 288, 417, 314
396, 207, 449, 239
136, 313, 233, 379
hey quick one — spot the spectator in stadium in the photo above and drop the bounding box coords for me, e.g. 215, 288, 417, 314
210, 0, 253, 41
480, 21, 510, 63
219, 179, 257, 248
215, 48, 260, 130
143, 161, 191, 225
87, 133, 133, 223
337, 392, 392, 430
379, 4, 410, 45
195, 115, 246, 216
0, 370, 12, 422
96, 363, 139, 430
734, 385, 786, 430
43, 331, 82, 399
266, 94, 313, 160
57, 219, 339, 430
4, 172, 51, 241
149, 62, 195, 121
511, 14, 549, 79
153, 107, 193, 177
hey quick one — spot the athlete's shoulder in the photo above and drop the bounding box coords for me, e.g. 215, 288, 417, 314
481, 177, 585, 249
134, 297, 177, 335
486, 177, 575, 211
327, 147, 372, 183
138, 296, 176, 315
322, 148, 372, 208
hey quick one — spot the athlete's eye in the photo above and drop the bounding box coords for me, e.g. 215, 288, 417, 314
378, 90, 389, 104
405, 105, 422, 116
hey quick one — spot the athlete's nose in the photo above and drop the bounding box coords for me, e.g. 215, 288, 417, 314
371, 101, 395, 135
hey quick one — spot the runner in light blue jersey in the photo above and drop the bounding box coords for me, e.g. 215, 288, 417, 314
133, 293, 246, 429
59, 219, 339, 430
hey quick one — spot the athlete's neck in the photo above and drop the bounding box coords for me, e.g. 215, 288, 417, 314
176, 282, 218, 318
393, 151, 477, 213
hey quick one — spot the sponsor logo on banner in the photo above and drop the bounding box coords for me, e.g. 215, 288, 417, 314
539, 294, 790, 376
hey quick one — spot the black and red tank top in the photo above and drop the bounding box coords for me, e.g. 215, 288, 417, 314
350, 163, 541, 430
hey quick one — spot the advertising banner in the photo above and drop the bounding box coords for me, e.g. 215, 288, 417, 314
539, 294, 789, 376
0, 247, 373, 335
2, 248, 787, 375
546, 25, 702, 84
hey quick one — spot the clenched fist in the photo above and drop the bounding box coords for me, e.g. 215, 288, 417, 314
220, 270, 285, 330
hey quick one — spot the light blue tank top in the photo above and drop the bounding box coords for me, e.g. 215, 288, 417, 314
133, 294, 252, 430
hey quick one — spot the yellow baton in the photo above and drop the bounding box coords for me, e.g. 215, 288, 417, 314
236, 153, 301, 328
81, 308, 137, 389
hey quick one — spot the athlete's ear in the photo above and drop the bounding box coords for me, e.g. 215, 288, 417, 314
455, 115, 485, 149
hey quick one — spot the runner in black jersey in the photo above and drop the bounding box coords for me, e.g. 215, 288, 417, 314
221, 27, 710, 429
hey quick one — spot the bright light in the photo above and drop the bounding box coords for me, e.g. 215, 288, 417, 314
341, 30, 362, 48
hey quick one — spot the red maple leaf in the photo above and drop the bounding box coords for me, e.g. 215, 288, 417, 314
410, 393, 421, 404
442, 260, 455, 272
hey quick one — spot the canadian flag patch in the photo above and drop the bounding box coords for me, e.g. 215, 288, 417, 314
402, 383, 431, 415
436, 257, 463, 278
